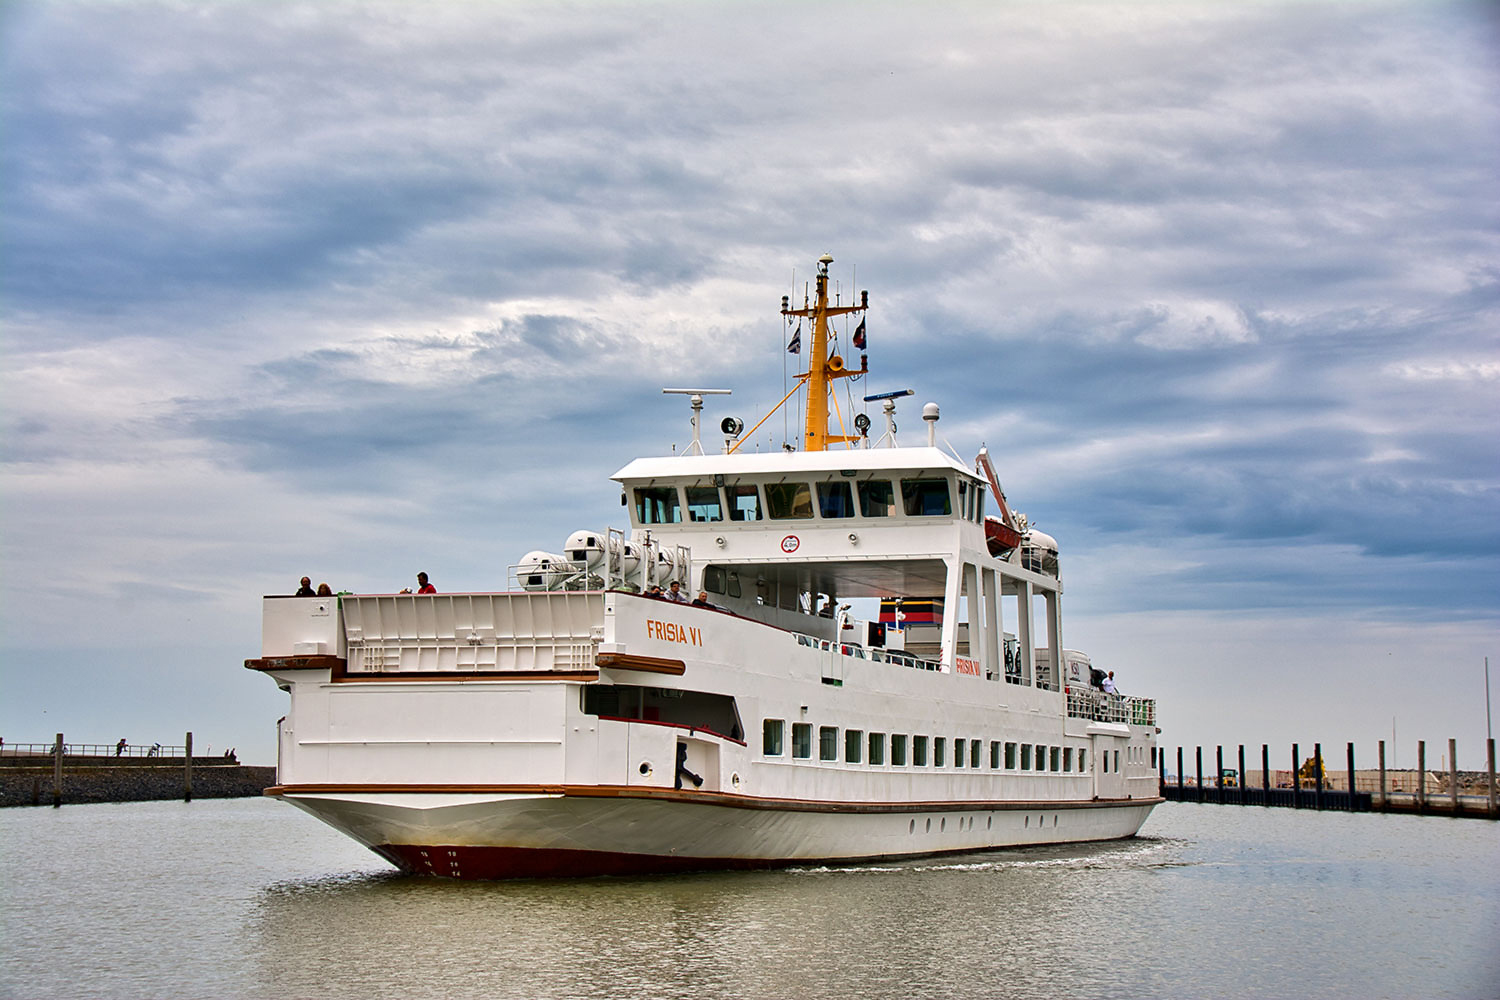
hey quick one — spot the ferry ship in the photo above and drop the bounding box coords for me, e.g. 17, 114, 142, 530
247, 254, 1161, 878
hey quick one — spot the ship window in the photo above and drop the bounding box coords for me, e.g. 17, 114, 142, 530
1151, 746, 1157, 768
634, 486, 682, 524
703, 566, 726, 594
819, 726, 838, 761
954, 738, 965, 768
1079, 749, 1088, 772
726, 571, 741, 599
901, 478, 951, 517
934, 737, 947, 767
762, 719, 784, 756
1050, 746, 1061, 772
1063, 747, 1074, 771
766, 482, 814, 519
971, 740, 982, 769
857, 479, 896, 517
1035, 744, 1046, 771
792, 723, 812, 759
845, 729, 863, 764
913, 735, 929, 766
989, 740, 1001, 769
727, 483, 762, 521
816, 481, 855, 518
1020, 743, 1032, 770
1005, 741, 1017, 769
891, 734, 908, 766
868, 733, 886, 766
1114, 749, 1120, 772
685, 486, 723, 523
974, 485, 986, 523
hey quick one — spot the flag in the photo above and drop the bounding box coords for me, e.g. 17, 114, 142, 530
787, 322, 801, 354
852, 318, 866, 350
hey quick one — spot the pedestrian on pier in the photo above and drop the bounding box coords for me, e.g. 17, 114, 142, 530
115, 739, 127, 757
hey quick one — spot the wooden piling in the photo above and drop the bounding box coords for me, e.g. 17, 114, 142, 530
1195, 746, 1203, 803
1346, 743, 1356, 812
1417, 740, 1426, 812
1261, 744, 1270, 806
184, 731, 193, 803
1238, 744, 1247, 806
1216, 746, 1225, 804
1314, 742, 1324, 810
52, 733, 63, 808
1292, 743, 1300, 809
1449, 737, 1458, 815
1177, 746, 1184, 793
1488, 739, 1496, 819
1378, 740, 1386, 809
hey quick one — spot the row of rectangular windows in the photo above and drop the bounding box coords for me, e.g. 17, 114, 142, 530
634, 475, 986, 526
762, 719, 1091, 773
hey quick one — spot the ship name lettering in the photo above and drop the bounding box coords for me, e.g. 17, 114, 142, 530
646, 619, 702, 646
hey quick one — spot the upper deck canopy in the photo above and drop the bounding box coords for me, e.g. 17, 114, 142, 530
611, 446, 975, 484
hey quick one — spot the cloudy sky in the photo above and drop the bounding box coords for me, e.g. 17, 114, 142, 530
3, 1, 1496, 768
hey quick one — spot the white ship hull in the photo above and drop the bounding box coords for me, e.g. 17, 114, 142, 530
275, 787, 1158, 878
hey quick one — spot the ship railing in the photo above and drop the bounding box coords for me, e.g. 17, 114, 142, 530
1065, 689, 1157, 727
794, 632, 943, 672
0, 742, 189, 759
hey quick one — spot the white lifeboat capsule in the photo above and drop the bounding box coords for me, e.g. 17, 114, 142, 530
518, 550, 573, 591
1021, 530, 1059, 577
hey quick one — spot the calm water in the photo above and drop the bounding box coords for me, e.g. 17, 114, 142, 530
1, 798, 1496, 999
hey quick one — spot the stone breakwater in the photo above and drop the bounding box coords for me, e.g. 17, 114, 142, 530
0, 765, 277, 807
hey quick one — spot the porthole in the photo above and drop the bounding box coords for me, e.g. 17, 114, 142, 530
639, 761, 653, 776
940, 818, 946, 832
909, 819, 916, 834
925, 818, 932, 833
987, 815, 993, 830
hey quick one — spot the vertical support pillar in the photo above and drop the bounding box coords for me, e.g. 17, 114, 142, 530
1043, 588, 1062, 692
1238, 744, 1247, 806
1291, 743, 1301, 809
1378, 740, 1387, 810
1449, 737, 1459, 816
1195, 746, 1203, 803
982, 567, 1002, 683
1176, 746, 1184, 793
1314, 742, 1324, 811
939, 559, 963, 673
961, 561, 982, 677
1487, 738, 1496, 819
1158, 747, 1166, 793
1216, 746, 1225, 804
1347, 742, 1357, 812
1417, 740, 1426, 813
184, 731, 194, 803
52, 732, 64, 808
1261, 744, 1270, 806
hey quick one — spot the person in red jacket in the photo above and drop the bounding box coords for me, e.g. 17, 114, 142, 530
415, 572, 436, 594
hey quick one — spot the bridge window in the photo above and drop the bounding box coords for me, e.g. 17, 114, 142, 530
817, 481, 855, 518
762, 719, 784, 756
685, 486, 723, 522
901, 478, 952, 517
819, 726, 839, 761
792, 723, 812, 759
857, 479, 896, 517
766, 482, 814, 519
891, 734, 908, 766
727, 483, 762, 521
634, 486, 681, 524
913, 735, 929, 766
845, 729, 863, 763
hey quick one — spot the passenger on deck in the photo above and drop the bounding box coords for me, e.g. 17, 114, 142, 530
664, 581, 688, 603
416, 572, 436, 594
691, 591, 716, 609
295, 577, 315, 597
644, 585, 665, 599
1101, 671, 1118, 694
316, 583, 333, 596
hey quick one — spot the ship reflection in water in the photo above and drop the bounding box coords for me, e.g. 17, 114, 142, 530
2, 798, 1496, 999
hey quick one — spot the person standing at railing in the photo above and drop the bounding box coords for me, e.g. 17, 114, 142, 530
1101, 671, 1118, 694
115, 738, 127, 757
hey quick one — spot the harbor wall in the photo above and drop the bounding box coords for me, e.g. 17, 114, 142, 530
0, 764, 275, 808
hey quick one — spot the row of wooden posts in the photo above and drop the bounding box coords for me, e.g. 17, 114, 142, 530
1159, 737, 1499, 818
44, 731, 198, 807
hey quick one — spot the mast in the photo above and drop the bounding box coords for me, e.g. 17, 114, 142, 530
782, 253, 868, 451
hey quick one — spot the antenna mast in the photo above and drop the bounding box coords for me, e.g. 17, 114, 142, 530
781, 253, 868, 451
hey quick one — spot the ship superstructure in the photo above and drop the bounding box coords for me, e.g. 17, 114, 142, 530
248, 255, 1160, 878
